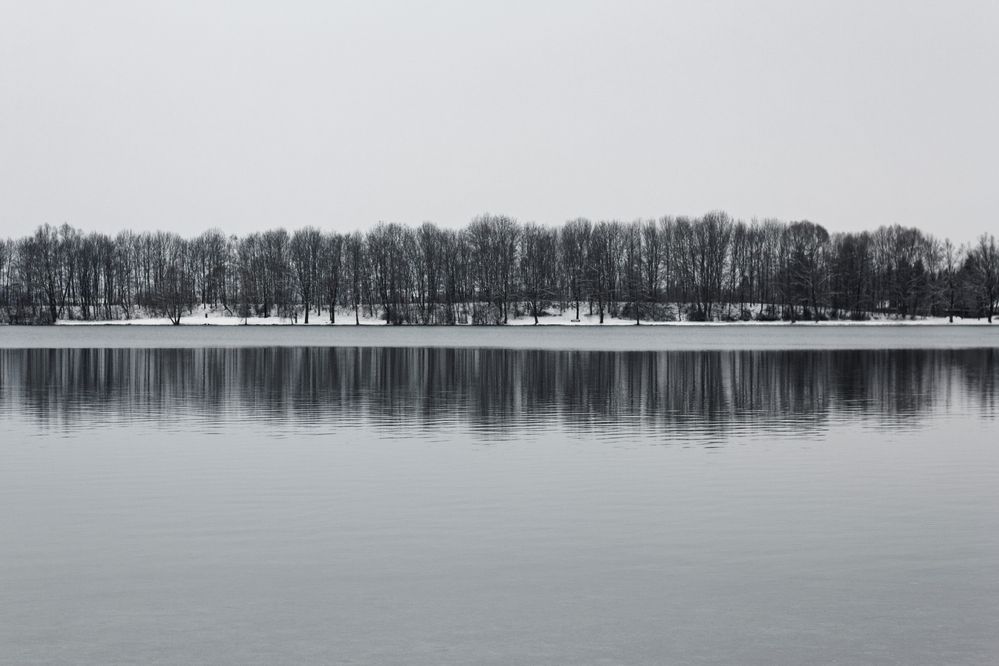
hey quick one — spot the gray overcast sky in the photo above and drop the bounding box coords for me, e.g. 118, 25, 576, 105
1, 0, 996, 241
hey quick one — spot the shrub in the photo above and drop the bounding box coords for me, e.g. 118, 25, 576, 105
685, 308, 707, 322
471, 303, 503, 325
755, 308, 781, 322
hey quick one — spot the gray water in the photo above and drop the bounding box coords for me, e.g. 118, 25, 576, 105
1, 331, 998, 664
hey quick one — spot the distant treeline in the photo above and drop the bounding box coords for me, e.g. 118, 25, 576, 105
1, 213, 997, 325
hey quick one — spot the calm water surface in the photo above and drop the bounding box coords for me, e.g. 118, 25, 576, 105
2, 323, 998, 349
1, 331, 998, 665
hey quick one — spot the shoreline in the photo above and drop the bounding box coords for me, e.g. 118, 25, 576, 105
3, 321, 996, 351
49, 318, 994, 327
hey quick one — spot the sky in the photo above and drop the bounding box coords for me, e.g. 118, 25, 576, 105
1, 0, 997, 242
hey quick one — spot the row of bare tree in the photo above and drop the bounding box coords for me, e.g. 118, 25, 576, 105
1, 213, 996, 324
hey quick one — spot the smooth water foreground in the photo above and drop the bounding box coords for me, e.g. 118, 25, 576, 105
1, 333, 998, 664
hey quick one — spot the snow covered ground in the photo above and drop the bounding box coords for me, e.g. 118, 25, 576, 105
52, 304, 995, 326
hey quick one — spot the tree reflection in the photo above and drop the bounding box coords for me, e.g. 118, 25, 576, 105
1, 347, 995, 442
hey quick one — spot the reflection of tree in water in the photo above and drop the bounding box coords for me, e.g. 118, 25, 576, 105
2, 347, 996, 442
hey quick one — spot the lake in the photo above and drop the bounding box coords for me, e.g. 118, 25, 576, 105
4, 322, 999, 349
1, 328, 997, 664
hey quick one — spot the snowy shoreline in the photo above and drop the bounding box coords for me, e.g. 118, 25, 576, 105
51, 313, 994, 327
7, 317, 997, 350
